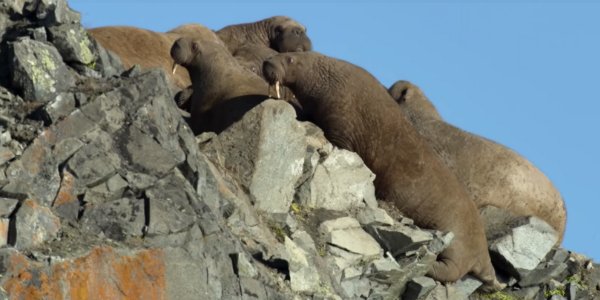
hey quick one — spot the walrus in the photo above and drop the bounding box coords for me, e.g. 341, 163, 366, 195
89, 23, 224, 89
232, 44, 297, 104
388, 80, 567, 242
216, 16, 312, 55
170, 37, 273, 134
262, 52, 503, 289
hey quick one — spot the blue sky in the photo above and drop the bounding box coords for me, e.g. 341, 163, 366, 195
70, 1, 600, 260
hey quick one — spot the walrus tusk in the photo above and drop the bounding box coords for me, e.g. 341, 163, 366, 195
275, 81, 281, 99
172, 63, 178, 75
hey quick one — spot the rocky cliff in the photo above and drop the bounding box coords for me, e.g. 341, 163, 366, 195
0, 1, 598, 299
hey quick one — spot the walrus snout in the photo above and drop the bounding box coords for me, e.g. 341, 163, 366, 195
170, 37, 193, 66
262, 60, 282, 84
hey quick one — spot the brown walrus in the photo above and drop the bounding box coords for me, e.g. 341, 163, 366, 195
89, 23, 223, 89
232, 44, 297, 104
216, 16, 312, 55
388, 80, 567, 242
170, 37, 271, 134
263, 52, 503, 289
233, 44, 279, 75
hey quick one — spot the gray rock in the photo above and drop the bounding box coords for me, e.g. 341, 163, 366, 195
0, 146, 15, 166
285, 236, 320, 293
81, 197, 145, 241
291, 230, 317, 254
320, 217, 381, 258
233, 252, 258, 278
9, 38, 75, 102
88, 38, 124, 77
297, 147, 376, 211
519, 260, 568, 287
26, 27, 48, 41
512, 286, 542, 300
52, 137, 84, 165
51, 169, 80, 220
365, 223, 434, 257
479, 205, 522, 240
357, 206, 395, 226
41, 92, 76, 123
79, 92, 126, 133
47, 24, 95, 65
32, 0, 81, 25
423, 284, 449, 300
340, 277, 371, 299
0, 197, 18, 217
115, 126, 180, 177
53, 109, 98, 144
202, 100, 306, 215
240, 277, 268, 299
67, 131, 121, 188
403, 276, 437, 300
0, 218, 9, 247
451, 275, 482, 299
566, 282, 577, 300
548, 296, 567, 300
4, 0, 27, 15
490, 216, 559, 278
370, 255, 401, 272
427, 231, 454, 254
145, 171, 197, 235
15, 199, 61, 249
83, 173, 127, 204
3, 134, 61, 206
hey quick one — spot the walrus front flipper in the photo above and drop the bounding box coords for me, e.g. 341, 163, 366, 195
429, 250, 504, 292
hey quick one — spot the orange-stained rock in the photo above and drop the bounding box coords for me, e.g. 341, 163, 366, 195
0, 218, 9, 247
53, 170, 77, 207
2, 246, 167, 300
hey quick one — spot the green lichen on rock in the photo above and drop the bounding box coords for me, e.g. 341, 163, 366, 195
9, 38, 75, 102
70, 28, 94, 64
27, 47, 58, 92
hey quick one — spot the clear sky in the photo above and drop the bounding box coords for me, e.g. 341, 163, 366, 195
69, 1, 600, 260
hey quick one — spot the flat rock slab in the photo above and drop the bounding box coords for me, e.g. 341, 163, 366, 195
319, 217, 381, 257
490, 216, 559, 278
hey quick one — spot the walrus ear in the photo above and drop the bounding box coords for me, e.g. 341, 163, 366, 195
192, 41, 199, 52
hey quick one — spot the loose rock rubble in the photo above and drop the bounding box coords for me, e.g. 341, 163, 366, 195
0, 1, 597, 299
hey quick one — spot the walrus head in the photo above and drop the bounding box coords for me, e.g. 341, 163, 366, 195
262, 53, 298, 98
388, 80, 443, 121
170, 37, 227, 72
268, 16, 312, 52
171, 37, 199, 68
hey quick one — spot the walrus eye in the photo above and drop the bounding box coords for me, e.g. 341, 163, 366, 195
287, 57, 294, 64
192, 42, 199, 52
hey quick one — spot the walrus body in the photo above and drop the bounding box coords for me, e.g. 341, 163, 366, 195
263, 52, 502, 288
216, 16, 312, 55
89, 24, 223, 89
389, 80, 566, 242
171, 37, 270, 134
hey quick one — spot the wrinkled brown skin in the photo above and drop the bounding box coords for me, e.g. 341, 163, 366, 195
216, 16, 312, 55
263, 52, 503, 290
232, 45, 301, 114
89, 24, 223, 89
389, 80, 567, 243
170, 37, 271, 134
